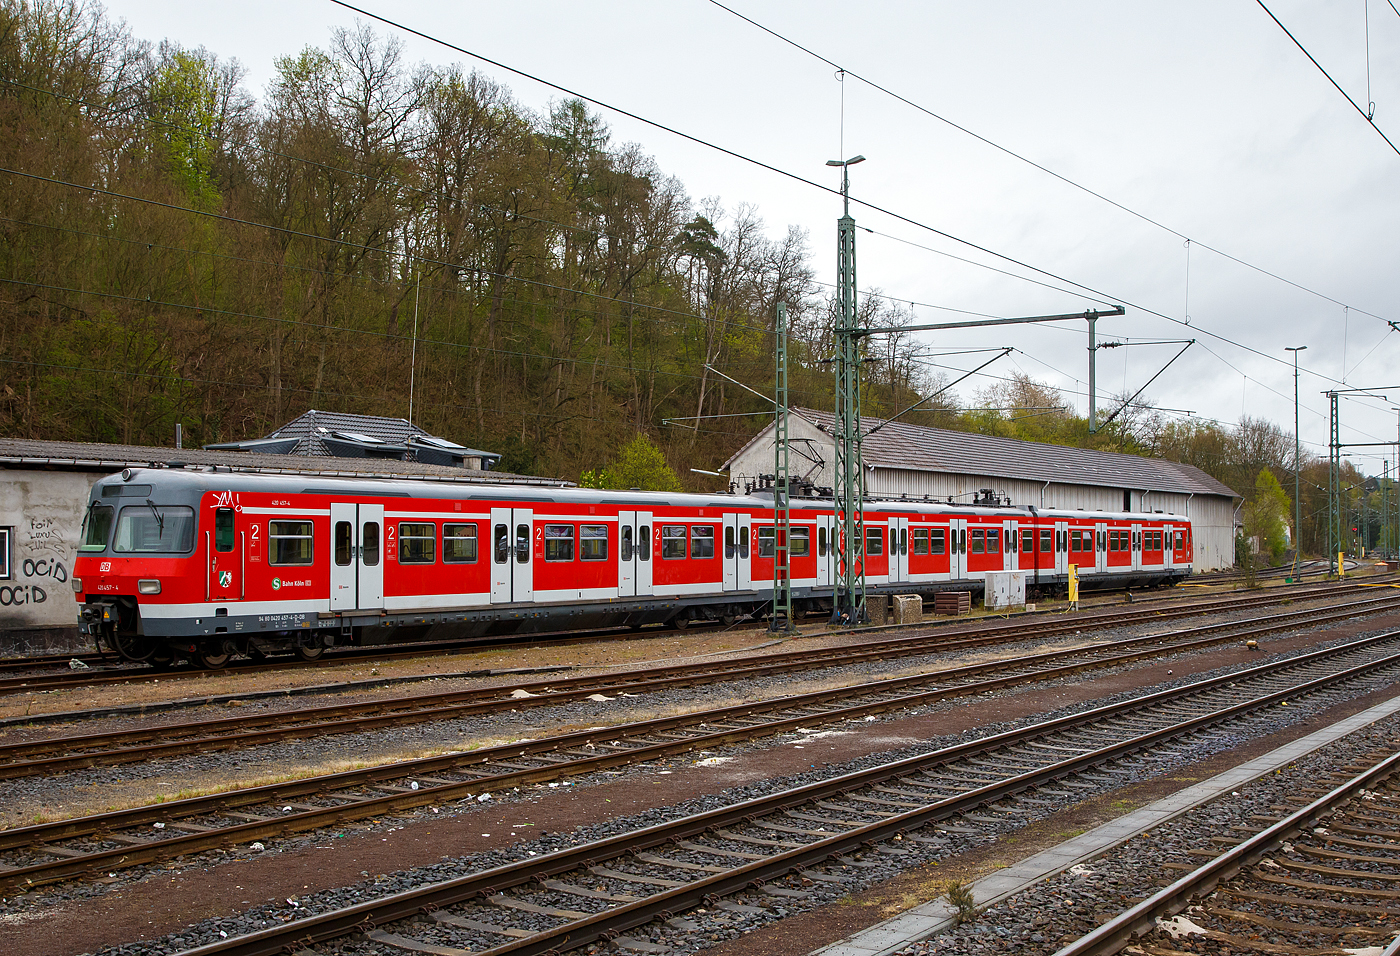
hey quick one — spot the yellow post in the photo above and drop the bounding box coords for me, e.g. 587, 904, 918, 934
1068, 563, 1079, 610
1338, 552, 1345, 578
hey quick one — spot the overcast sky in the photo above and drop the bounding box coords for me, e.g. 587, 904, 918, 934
108, 0, 1400, 471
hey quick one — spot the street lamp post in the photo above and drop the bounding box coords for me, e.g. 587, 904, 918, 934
1286, 346, 1306, 580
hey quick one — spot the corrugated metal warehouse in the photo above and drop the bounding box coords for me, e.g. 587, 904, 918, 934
724, 408, 1240, 572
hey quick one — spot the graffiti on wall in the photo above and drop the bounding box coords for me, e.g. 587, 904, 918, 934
1, 516, 73, 610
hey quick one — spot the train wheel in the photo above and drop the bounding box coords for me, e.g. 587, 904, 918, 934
149, 649, 175, 671
295, 644, 325, 662
195, 647, 230, 669
673, 614, 691, 629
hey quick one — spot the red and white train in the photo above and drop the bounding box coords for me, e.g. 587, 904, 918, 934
72, 467, 1193, 667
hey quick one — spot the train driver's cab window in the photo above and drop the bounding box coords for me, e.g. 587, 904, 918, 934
494, 524, 509, 563
581, 524, 608, 561
1175, 530, 1186, 551
620, 525, 634, 562
443, 523, 478, 563
114, 505, 195, 554
932, 528, 946, 555
739, 525, 749, 558
691, 525, 715, 559
80, 504, 115, 552
268, 520, 314, 565
866, 526, 884, 556
335, 521, 353, 566
1039, 530, 1052, 553
215, 508, 236, 552
639, 525, 651, 560
757, 527, 775, 558
913, 528, 929, 555
661, 525, 687, 559
544, 524, 575, 562
969, 529, 984, 554
791, 526, 810, 556
399, 523, 436, 564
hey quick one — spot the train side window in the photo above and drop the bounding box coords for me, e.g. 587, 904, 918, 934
899, 528, 908, 555
639, 525, 651, 560
544, 524, 575, 562
1039, 530, 1052, 553
724, 526, 736, 559
269, 520, 314, 566
580, 524, 608, 561
362, 522, 380, 567
399, 523, 436, 564
690, 525, 715, 559
913, 528, 929, 555
215, 508, 236, 552
443, 523, 478, 563
790, 526, 810, 556
931, 529, 946, 555
1021, 530, 1034, 554
1175, 530, 1185, 551
494, 524, 509, 563
1058, 531, 1067, 553
334, 521, 353, 566
620, 525, 633, 562
739, 525, 749, 558
1007, 530, 1017, 553
757, 527, 775, 558
1099, 531, 1106, 552
866, 526, 884, 556
959, 529, 966, 554
818, 526, 828, 556
661, 525, 687, 559
515, 523, 530, 563
986, 528, 1000, 553
1070, 531, 1082, 553
969, 529, 984, 554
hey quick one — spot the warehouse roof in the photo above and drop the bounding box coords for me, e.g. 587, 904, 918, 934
0, 438, 566, 486
730, 409, 1238, 499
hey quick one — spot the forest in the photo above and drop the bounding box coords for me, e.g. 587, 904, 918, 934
0, 0, 1374, 556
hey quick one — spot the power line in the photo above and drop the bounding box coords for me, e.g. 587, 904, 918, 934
707, 0, 1397, 326
1255, 0, 1400, 157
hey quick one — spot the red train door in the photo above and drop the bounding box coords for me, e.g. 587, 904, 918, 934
208, 505, 242, 601
330, 502, 383, 612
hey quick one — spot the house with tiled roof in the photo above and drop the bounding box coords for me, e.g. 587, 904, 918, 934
206, 410, 501, 470
724, 408, 1239, 571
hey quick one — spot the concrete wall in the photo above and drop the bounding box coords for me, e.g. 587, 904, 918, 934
0, 469, 95, 653
726, 419, 1237, 572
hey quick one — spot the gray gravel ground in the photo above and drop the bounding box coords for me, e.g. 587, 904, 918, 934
67, 621, 1400, 956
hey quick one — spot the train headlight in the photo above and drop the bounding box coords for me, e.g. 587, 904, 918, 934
137, 579, 162, 595
71, 576, 82, 593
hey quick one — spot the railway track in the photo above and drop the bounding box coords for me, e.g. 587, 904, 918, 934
1054, 744, 1400, 956
3, 590, 1399, 783
147, 631, 1400, 956
1, 576, 1391, 698
2, 590, 1399, 894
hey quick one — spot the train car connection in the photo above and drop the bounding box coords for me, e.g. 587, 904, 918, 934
71, 467, 1193, 668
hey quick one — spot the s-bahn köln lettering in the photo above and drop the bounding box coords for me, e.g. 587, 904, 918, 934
72, 468, 1193, 668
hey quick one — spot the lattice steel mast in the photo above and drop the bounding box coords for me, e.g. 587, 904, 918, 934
827, 155, 866, 626
770, 301, 797, 633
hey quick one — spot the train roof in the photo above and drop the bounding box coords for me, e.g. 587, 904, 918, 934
93, 467, 1187, 522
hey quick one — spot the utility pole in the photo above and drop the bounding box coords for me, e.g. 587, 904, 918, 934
771, 301, 796, 633
1286, 346, 1305, 580
1088, 314, 1098, 432
1329, 390, 1340, 572
827, 154, 866, 626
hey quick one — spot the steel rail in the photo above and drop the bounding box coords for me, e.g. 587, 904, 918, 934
1051, 748, 1400, 956
169, 639, 1400, 956
0, 576, 1385, 694
2, 629, 1397, 893
3, 591, 1396, 781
